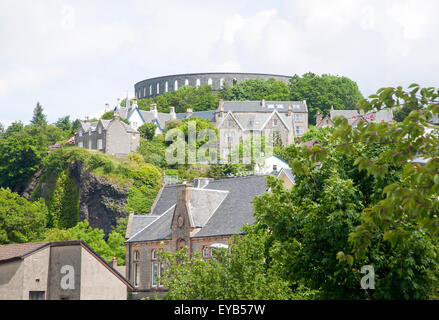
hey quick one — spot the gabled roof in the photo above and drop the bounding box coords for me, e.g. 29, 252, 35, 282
126, 175, 268, 242
260, 110, 291, 131
277, 168, 295, 184
0, 242, 50, 263
217, 111, 245, 130
222, 100, 308, 113
0, 241, 134, 289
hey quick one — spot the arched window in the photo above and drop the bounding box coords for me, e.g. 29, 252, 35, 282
151, 249, 157, 260
143, 87, 146, 97
174, 80, 178, 91
207, 78, 213, 86
220, 78, 225, 89
165, 81, 168, 92
196, 78, 200, 88
185, 79, 189, 86
156, 83, 160, 94
149, 85, 152, 96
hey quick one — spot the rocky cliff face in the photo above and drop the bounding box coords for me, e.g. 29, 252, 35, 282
24, 161, 129, 236
68, 161, 128, 235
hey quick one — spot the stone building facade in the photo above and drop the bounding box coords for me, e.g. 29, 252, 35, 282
124, 175, 268, 299
134, 72, 291, 99
0, 240, 132, 300
215, 100, 308, 161
75, 112, 140, 158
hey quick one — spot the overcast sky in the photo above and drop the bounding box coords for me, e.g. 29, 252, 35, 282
1, 0, 438, 126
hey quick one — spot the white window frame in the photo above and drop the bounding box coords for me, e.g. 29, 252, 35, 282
149, 85, 152, 95
295, 114, 302, 122
202, 246, 211, 258
88, 140, 92, 150
174, 80, 178, 90
156, 83, 160, 94
208, 78, 212, 86
220, 78, 225, 89
295, 125, 302, 135
185, 79, 189, 86
165, 81, 168, 92
97, 139, 103, 150
196, 78, 200, 88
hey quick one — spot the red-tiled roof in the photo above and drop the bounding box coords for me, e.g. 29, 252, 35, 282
0, 242, 49, 262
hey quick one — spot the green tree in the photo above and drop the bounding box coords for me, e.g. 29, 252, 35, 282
218, 78, 290, 101
157, 225, 297, 300
0, 188, 47, 244
289, 73, 363, 125
101, 111, 114, 120
31, 102, 47, 126
125, 163, 162, 214
254, 84, 439, 299
43, 220, 126, 265
138, 122, 157, 140
55, 116, 72, 132
0, 132, 41, 190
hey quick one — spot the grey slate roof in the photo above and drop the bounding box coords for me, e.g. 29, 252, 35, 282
127, 215, 160, 239
175, 110, 216, 122
222, 100, 308, 113
126, 175, 268, 242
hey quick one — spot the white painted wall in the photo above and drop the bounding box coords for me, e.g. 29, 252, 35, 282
255, 155, 290, 174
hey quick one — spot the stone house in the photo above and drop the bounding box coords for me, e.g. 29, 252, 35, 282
215, 100, 309, 161
75, 111, 140, 158
113, 97, 309, 163
0, 240, 133, 300
124, 175, 268, 299
316, 106, 394, 129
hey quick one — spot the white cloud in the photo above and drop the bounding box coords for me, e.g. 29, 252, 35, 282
0, 0, 439, 123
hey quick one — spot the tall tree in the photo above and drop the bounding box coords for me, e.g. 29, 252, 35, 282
254, 84, 439, 299
31, 102, 47, 126
289, 73, 364, 125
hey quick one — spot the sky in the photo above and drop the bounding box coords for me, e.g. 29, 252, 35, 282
1, 0, 438, 127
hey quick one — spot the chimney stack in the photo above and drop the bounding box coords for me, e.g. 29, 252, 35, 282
170, 106, 176, 119
219, 99, 224, 118
113, 110, 121, 121
177, 183, 193, 206
150, 104, 158, 118
111, 257, 117, 269
316, 110, 322, 127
